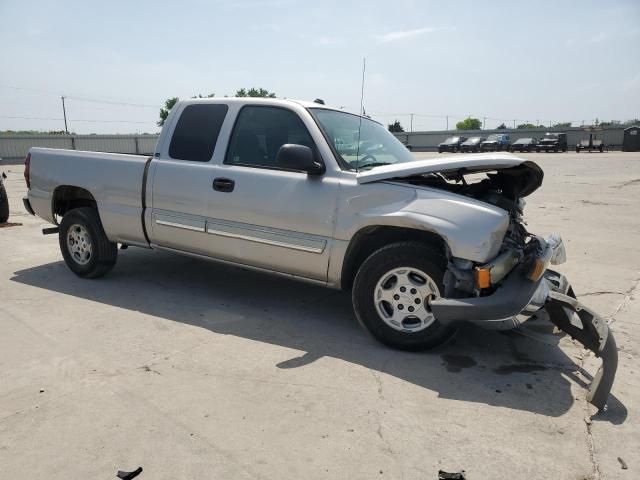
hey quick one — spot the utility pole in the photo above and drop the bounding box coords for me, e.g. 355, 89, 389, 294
513, 119, 516, 129
410, 113, 414, 132
61, 96, 69, 134
483, 117, 486, 130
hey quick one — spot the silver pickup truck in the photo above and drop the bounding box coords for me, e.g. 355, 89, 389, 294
23, 98, 616, 408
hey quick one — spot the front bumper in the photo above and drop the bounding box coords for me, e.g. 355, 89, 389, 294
431, 238, 618, 409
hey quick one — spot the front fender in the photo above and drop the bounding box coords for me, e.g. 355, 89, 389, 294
336, 183, 510, 263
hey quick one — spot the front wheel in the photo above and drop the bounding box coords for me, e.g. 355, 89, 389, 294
59, 207, 117, 278
352, 242, 457, 351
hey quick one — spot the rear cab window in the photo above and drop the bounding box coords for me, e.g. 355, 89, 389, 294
169, 104, 228, 162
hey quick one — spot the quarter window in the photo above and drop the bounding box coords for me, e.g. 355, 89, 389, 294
169, 104, 228, 162
225, 106, 315, 168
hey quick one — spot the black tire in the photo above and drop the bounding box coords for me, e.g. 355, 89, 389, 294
0, 176, 8, 224
352, 242, 457, 351
536, 147, 541, 153
59, 207, 117, 278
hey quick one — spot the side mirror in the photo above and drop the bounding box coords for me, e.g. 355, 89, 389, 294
276, 144, 324, 175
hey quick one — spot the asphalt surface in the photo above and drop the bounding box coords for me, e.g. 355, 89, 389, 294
1, 151, 638, 479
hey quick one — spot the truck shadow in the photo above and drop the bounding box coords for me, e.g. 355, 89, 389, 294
11, 248, 626, 423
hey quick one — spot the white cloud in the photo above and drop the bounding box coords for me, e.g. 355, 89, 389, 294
314, 36, 341, 46
377, 27, 435, 43
588, 31, 608, 44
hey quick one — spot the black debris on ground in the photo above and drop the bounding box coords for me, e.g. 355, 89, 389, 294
438, 470, 466, 480
116, 467, 143, 479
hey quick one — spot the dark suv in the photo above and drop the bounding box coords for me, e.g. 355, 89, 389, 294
460, 136, 485, 153
510, 137, 537, 152
536, 133, 567, 152
438, 136, 467, 153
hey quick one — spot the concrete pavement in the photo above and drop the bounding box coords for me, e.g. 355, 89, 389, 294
1, 151, 638, 479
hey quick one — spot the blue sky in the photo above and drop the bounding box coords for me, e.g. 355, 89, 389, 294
1, 0, 639, 133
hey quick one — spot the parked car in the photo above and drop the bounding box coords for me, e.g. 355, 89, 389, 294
438, 136, 467, 153
0, 171, 8, 223
536, 132, 567, 152
480, 134, 511, 152
22, 98, 617, 409
575, 134, 604, 153
460, 136, 485, 153
510, 137, 537, 153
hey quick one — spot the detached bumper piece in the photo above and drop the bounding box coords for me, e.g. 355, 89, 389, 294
432, 263, 618, 409
545, 291, 618, 410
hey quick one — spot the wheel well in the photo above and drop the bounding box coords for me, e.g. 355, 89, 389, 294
52, 186, 97, 220
340, 226, 447, 290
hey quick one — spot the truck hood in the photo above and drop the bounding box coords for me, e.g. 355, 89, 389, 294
356, 153, 544, 198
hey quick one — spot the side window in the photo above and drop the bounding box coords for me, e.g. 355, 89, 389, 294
169, 104, 228, 162
225, 106, 314, 168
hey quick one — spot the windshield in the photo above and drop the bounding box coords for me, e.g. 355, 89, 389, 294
543, 133, 558, 139
310, 108, 415, 170
515, 137, 532, 143
443, 136, 460, 144
465, 137, 481, 144
487, 134, 499, 141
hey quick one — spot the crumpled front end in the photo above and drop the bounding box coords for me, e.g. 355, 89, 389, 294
431, 233, 618, 410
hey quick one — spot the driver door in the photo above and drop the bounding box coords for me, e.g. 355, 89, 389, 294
203, 105, 339, 281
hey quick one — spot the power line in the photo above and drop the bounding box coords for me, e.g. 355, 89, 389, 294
0, 115, 155, 124
65, 95, 161, 108
0, 84, 161, 108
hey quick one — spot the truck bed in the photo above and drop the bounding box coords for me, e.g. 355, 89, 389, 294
28, 148, 150, 246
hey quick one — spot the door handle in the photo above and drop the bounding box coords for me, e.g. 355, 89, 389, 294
212, 177, 235, 192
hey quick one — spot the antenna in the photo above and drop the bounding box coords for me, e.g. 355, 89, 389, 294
355, 57, 366, 172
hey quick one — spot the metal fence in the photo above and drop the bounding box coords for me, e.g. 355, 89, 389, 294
0, 127, 630, 164
0, 134, 159, 163
393, 127, 626, 151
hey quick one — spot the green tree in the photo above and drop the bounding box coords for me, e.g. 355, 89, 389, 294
496, 123, 507, 130
193, 93, 216, 98
158, 97, 179, 127
388, 120, 405, 133
456, 117, 482, 130
552, 122, 572, 128
517, 123, 538, 129
235, 87, 276, 98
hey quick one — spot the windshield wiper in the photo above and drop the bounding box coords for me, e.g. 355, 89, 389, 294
356, 162, 392, 171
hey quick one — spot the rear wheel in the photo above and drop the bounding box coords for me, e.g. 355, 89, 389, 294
59, 207, 117, 278
0, 176, 8, 224
352, 242, 456, 351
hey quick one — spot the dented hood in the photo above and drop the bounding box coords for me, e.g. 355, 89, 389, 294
356, 153, 544, 198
